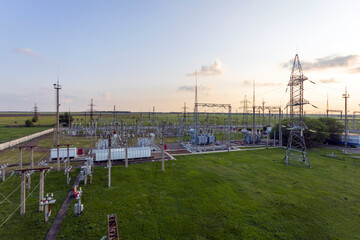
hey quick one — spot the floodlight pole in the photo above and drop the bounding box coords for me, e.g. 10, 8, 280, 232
54, 81, 61, 172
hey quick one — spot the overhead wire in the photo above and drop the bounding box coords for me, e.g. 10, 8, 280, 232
0, 172, 15, 188
0, 169, 52, 229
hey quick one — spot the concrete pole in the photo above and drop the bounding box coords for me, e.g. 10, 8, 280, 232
252, 106, 256, 148
161, 127, 165, 172
55, 82, 61, 171
94, 121, 97, 148
67, 145, 70, 169
84, 163, 88, 185
27, 172, 31, 190
274, 130, 276, 147
30, 147, 34, 169
125, 129, 128, 168
57, 144, 60, 172
66, 169, 70, 185
108, 136, 111, 188
44, 203, 49, 222
279, 108, 282, 147
228, 106, 232, 148
252, 81, 256, 148
1, 167, 5, 182
90, 125, 93, 156
39, 170, 44, 212
343, 88, 350, 147
19, 147, 22, 170
20, 171, 26, 215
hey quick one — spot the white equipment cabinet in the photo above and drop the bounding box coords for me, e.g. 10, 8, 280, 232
94, 147, 151, 161
50, 147, 77, 159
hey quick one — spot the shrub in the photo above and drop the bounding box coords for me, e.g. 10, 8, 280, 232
25, 119, 34, 127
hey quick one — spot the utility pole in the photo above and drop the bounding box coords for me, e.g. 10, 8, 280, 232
19, 147, 22, 169
108, 135, 111, 188
194, 72, 198, 150
30, 147, 34, 169
125, 126, 128, 168
343, 87, 350, 147
279, 107, 282, 147
252, 80, 256, 148
0, 164, 7, 182
262, 99, 265, 126
161, 124, 165, 172
54, 81, 61, 171
326, 93, 329, 118
13, 167, 50, 215
113, 105, 116, 124
228, 106, 232, 148
182, 102, 189, 119
20, 171, 25, 215
39, 170, 44, 212
240, 95, 251, 128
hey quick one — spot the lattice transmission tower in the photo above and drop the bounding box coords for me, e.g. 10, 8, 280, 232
284, 54, 311, 168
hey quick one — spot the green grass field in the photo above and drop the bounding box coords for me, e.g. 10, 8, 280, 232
0, 126, 51, 144
52, 148, 360, 239
0, 169, 78, 239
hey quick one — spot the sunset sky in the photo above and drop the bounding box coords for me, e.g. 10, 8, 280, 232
1, 0, 360, 113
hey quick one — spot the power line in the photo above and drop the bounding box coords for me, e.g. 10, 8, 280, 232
0, 172, 15, 188
0, 182, 22, 205
0, 169, 51, 228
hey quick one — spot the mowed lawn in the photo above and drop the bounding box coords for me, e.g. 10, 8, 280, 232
57, 148, 360, 239
0, 126, 50, 143
0, 169, 79, 239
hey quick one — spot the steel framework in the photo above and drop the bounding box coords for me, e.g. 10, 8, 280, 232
284, 54, 311, 167
194, 103, 232, 147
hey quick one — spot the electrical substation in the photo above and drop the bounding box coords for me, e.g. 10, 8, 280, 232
0, 53, 360, 239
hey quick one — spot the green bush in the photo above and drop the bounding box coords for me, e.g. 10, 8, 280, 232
32, 116, 38, 122
270, 117, 343, 147
59, 112, 73, 127
25, 119, 34, 127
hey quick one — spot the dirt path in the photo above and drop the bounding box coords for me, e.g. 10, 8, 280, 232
45, 172, 81, 240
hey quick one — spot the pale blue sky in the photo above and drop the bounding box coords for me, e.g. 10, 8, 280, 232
1, 0, 360, 113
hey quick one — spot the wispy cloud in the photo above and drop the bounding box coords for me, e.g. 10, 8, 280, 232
13, 48, 39, 57
281, 55, 359, 71
319, 78, 337, 84
348, 66, 360, 73
243, 80, 280, 87
188, 59, 226, 77
178, 84, 213, 92
99, 92, 111, 101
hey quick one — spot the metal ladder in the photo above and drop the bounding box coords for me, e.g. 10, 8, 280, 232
107, 214, 119, 240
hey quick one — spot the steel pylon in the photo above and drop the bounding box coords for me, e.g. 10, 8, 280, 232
284, 54, 311, 168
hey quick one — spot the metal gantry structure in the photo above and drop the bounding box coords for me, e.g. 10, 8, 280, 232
284, 54, 311, 168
